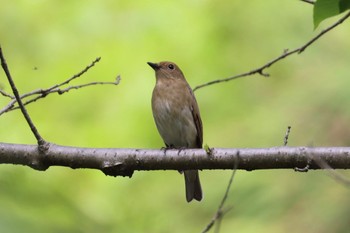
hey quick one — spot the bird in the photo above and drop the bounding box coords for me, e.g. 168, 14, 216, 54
148, 61, 203, 202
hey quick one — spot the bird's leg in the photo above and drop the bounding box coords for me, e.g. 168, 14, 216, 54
177, 146, 188, 174
161, 144, 175, 153
177, 147, 187, 156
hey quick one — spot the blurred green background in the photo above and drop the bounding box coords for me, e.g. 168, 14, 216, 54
1, 0, 350, 232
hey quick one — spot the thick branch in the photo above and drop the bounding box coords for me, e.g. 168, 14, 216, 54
1, 143, 350, 177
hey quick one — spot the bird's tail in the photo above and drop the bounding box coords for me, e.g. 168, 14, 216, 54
184, 170, 203, 202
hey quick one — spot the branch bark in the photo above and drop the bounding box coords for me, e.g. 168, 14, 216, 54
1, 142, 350, 177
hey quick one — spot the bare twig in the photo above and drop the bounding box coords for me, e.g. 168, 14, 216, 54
0, 58, 120, 116
193, 11, 350, 91
0, 46, 46, 147
57, 78, 121, 94
300, 0, 315, 4
45, 57, 101, 92
202, 153, 239, 233
0, 89, 13, 98
298, 11, 350, 52
4, 77, 121, 113
311, 154, 350, 187
284, 126, 292, 146
214, 216, 222, 233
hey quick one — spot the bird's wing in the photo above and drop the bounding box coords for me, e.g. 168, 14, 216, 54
188, 86, 203, 148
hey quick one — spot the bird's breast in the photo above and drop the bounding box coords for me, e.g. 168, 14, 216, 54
152, 85, 197, 148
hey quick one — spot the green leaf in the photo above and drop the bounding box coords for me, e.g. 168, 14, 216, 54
339, 0, 350, 12
204, 144, 211, 154
314, 0, 340, 29
313, 0, 350, 29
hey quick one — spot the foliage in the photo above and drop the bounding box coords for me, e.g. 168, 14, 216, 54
314, 0, 350, 28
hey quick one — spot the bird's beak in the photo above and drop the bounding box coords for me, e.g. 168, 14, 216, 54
147, 62, 160, 70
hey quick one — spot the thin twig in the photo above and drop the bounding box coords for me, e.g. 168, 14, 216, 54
0, 58, 120, 116
311, 154, 350, 187
201, 153, 239, 233
57, 78, 120, 94
214, 213, 223, 233
46, 57, 101, 92
0, 46, 46, 147
193, 11, 350, 91
298, 11, 350, 53
300, 0, 315, 4
0, 89, 13, 98
284, 126, 291, 146
6, 77, 121, 113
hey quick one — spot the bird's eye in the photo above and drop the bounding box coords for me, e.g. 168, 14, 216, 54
168, 64, 175, 70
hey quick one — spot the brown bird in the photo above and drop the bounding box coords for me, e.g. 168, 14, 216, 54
148, 61, 203, 202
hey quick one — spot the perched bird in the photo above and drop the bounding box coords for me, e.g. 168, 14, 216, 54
148, 61, 203, 202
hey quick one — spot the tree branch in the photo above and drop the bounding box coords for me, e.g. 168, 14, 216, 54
300, 0, 315, 5
0, 56, 120, 116
193, 11, 350, 91
0, 89, 13, 98
0, 46, 46, 147
311, 152, 350, 187
1, 143, 350, 177
202, 154, 238, 233
284, 126, 292, 146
